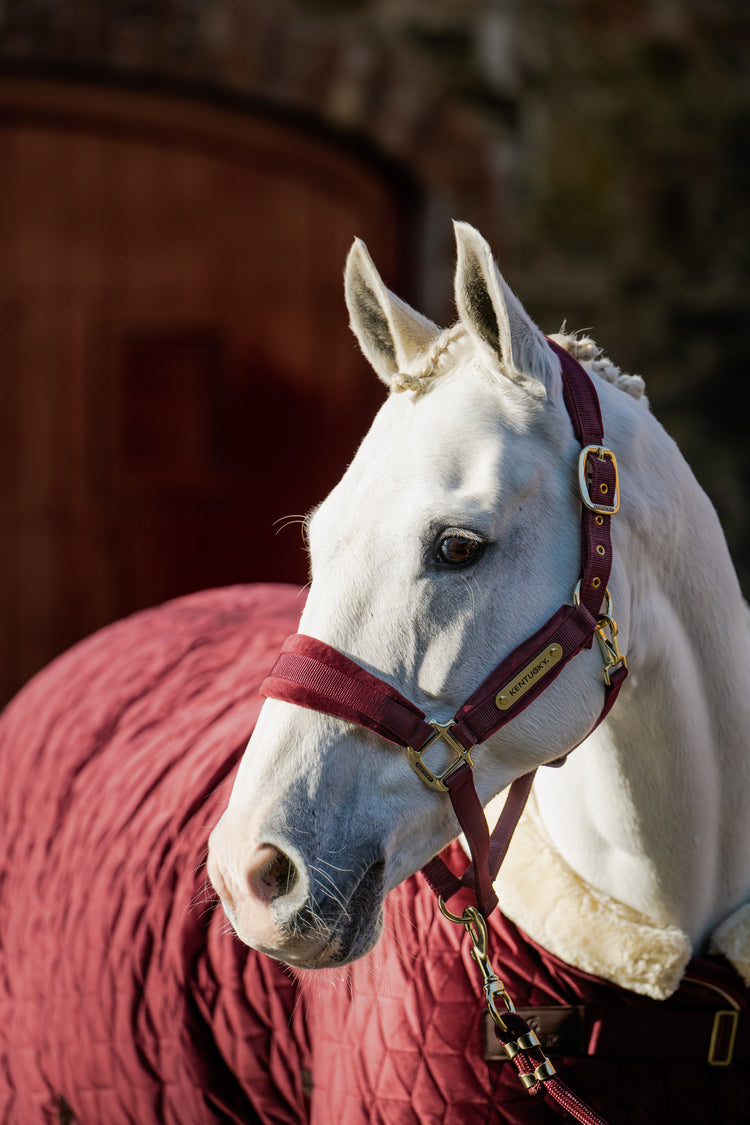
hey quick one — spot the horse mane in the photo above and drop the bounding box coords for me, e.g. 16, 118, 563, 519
392, 325, 647, 402
549, 329, 647, 401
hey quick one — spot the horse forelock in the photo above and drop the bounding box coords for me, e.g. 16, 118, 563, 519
390, 324, 647, 403
390, 324, 471, 397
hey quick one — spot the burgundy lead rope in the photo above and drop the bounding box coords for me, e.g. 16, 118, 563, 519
261, 342, 624, 1124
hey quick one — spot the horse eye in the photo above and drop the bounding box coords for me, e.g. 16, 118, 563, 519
436, 534, 484, 568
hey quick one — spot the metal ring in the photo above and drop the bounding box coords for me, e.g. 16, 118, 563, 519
438, 897, 468, 924
573, 580, 612, 617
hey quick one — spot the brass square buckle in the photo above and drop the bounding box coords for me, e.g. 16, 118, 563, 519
707, 1010, 739, 1066
578, 445, 620, 515
407, 722, 474, 792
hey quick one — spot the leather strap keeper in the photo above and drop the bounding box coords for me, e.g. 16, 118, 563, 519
483, 1006, 750, 1065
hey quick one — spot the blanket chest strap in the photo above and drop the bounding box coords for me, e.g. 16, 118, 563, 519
483, 1006, 749, 1066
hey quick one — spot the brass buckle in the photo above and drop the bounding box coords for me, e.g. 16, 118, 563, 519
407, 722, 474, 792
708, 1010, 739, 1066
578, 445, 620, 515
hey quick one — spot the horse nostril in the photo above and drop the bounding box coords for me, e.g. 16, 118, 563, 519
248, 844, 299, 905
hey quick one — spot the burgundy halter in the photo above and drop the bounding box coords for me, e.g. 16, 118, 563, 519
261, 341, 627, 915
261, 341, 626, 1124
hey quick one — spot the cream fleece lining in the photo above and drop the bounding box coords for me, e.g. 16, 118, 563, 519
464, 795, 750, 1001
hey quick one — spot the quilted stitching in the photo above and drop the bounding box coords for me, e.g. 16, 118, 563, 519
2, 585, 749, 1124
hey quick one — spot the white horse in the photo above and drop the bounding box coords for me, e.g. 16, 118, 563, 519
208, 222, 750, 1002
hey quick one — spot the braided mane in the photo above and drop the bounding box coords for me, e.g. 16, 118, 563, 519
391, 326, 646, 402
549, 330, 646, 401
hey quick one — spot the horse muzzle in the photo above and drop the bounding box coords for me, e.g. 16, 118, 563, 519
207, 821, 386, 967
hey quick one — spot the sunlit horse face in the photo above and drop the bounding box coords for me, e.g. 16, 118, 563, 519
208, 223, 611, 967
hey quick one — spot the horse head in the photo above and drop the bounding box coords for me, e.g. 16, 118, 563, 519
207, 222, 643, 968
207, 221, 642, 967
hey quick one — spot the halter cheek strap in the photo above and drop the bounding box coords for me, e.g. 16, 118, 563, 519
260, 341, 628, 918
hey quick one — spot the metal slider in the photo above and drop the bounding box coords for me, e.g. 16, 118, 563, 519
518, 1059, 557, 1088
504, 1030, 541, 1059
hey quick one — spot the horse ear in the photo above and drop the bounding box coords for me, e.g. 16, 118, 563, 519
345, 238, 441, 387
453, 221, 560, 403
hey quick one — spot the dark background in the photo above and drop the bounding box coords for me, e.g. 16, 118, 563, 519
1, 0, 748, 706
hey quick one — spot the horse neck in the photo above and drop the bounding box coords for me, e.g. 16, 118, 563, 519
534, 395, 750, 949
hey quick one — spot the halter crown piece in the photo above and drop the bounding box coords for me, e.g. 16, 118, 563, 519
261, 341, 624, 1124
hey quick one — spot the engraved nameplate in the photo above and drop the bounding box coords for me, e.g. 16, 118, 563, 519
495, 644, 563, 711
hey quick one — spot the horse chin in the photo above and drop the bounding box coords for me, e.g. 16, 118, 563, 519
280, 859, 386, 969
239, 904, 384, 970
283, 908, 384, 970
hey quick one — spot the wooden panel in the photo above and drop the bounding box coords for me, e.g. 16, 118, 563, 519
113, 331, 224, 492
0, 78, 419, 704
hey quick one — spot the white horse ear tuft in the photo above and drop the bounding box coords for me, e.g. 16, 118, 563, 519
453, 221, 560, 403
345, 238, 441, 387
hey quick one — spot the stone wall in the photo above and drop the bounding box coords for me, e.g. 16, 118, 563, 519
2, 0, 749, 590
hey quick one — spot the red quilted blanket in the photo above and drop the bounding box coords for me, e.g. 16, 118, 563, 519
1, 585, 748, 1124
